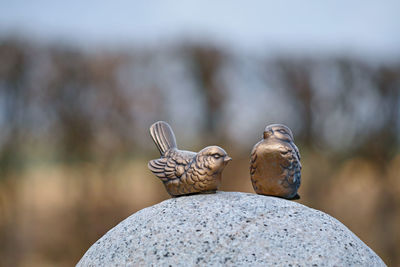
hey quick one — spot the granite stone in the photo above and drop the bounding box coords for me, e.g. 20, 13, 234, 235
77, 191, 385, 266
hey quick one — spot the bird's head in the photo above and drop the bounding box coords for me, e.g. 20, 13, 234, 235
196, 146, 232, 174
263, 124, 294, 142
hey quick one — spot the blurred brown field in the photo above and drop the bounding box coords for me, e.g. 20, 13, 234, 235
0, 38, 399, 266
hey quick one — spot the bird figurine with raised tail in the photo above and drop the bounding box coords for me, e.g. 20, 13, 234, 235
250, 124, 301, 200
148, 121, 232, 197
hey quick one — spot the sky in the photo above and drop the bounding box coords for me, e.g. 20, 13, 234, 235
1, 1, 400, 58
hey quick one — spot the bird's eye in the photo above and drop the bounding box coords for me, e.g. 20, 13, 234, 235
213, 154, 221, 159
278, 130, 286, 134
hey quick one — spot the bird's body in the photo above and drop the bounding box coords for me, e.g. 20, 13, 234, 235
148, 121, 231, 197
250, 124, 301, 200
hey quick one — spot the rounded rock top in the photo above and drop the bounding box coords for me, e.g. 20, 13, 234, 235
77, 192, 385, 266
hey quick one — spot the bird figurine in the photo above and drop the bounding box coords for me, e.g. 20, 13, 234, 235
250, 124, 301, 200
148, 121, 232, 197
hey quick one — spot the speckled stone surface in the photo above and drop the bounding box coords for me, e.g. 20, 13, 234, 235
77, 192, 385, 266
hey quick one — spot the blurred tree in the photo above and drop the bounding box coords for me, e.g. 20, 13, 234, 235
271, 58, 315, 146
186, 45, 227, 142
361, 65, 400, 161
0, 40, 30, 176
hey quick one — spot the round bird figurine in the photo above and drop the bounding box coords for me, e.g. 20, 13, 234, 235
148, 121, 232, 197
250, 124, 301, 200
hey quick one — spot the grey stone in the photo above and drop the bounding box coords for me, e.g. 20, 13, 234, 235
77, 192, 385, 266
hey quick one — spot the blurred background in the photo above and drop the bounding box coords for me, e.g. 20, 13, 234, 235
1, 1, 400, 266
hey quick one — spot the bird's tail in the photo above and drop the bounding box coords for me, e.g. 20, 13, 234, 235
149, 121, 177, 155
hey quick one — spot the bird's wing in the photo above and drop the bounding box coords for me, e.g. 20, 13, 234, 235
250, 141, 261, 176
278, 145, 298, 168
183, 164, 205, 188
291, 142, 301, 161
170, 150, 195, 165
148, 158, 170, 182
148, 150, 194, 182
277, 144, 301, 185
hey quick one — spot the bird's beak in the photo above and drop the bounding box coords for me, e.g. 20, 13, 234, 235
224, 156, 232, 162
263, 130, 273, 139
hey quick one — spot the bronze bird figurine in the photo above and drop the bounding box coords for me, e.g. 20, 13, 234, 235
148, 121, 232, 197
250, 124, 301, 200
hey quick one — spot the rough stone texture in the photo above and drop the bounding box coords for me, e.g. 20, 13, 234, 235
77, 192, 385, 266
